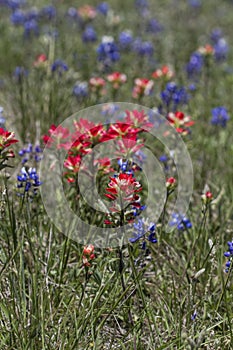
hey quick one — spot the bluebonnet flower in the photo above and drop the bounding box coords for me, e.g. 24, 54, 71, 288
211, 106, 230, 127
118, 30, 133, 49
4, 0, 26, 11
97, 36, 120, 68
169, 213, 192, 231
13, 66, 28, 81
188, 0, 201, 7
101, 103, 120, 120
0, 107, 6, 129
82, 26, 97, 43
160, 82, 190, 111
224, 240, 233, 273
41, 5, 56, 20
25, 7, 39, 21
73, 81, 89, 98
135, 0, 149, 11
18, 143, 43, 164
159, 155, 168, 163
186, 52, 203, 80
214, 38, 228, 62
188, 83, 196, 91
24, 19, 39, 37
117, 159, 141, 175
133, 150, 147, 168
51, 59, 68, 74
210, 28, 223, 44
67, 7, 78, 19
129, 219, 157, 245
10, 9, 25, 25
6, 0, 25, 10
191, 310, 197, 321
132, 38, 154, 57
17, 166, 42, 195
96, 2, 109, 15
146, 18, 163, 34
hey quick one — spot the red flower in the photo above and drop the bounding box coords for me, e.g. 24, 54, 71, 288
198, 44, 214, 56
132, 78, 154, 99
124, 110, 153, 130
78, 5, 97, 20
166, 177, 176, 191
107, 71, 127, 89
89, 77, 106, 95
0, 128, 18, 151
99, 122, 138, 142
167, 111, 194, 135
42, 124, 70, 148
152, 65, 174, 80
82, 244, 95, 267
105, 173, 142, 202
33, 54, 48, 67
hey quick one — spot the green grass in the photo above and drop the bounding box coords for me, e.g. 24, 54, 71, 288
0, 0, 233, 349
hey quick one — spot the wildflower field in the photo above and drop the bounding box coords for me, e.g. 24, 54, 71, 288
1, 0, 233, 349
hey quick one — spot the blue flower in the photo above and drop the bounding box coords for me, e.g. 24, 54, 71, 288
96, 2, 109, 15
188, 0, 201, 7
13, 66, 28, 81
211, 106, 230, 127
0, 107, 6, 129
41, 5, 56, 20
73, 81, 89, 98
210, 28, 223, 44
51, 59, 68, 74
6, 0, 25, 10
224, 240, 233, 273
18, 143, 43, 164
186, 52, 203, 79
146, 18, 163, 34
135, 0, 149, 11
169, 213, 192, 231
67, 7, 78, 19
214, 38, 228, 62
97, 36, 120, 67
160, 82, 190, 111
24, 19, 39, 37
129, 219, 157, 245
132, 38, 154, 56
118, 30, 133, 49
17, 167, 42, 195
10, 9, 25, 25
82, 26, 97, 43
